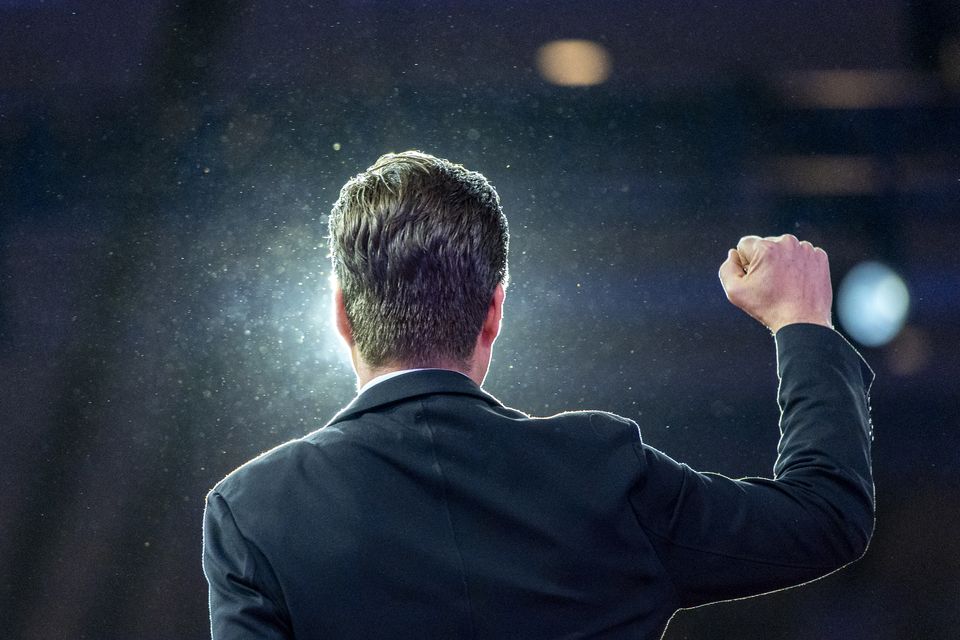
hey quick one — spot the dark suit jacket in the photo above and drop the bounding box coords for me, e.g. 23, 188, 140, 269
203, 324, 874, 639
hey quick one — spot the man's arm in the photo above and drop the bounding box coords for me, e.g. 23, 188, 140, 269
627, 235, 873, 607
203, 491, 292, 639
629, 322, 874, 607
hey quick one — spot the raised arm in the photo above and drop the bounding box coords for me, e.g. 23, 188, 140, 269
628, 235, 874, 608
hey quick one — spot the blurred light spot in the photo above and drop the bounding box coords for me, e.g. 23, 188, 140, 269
779, 69, 939, 109
838, 261, 910, 347
766, 155, 881, 195
332, 142, 342, 151
536, 40, 611, 87
885, 325, 931, 376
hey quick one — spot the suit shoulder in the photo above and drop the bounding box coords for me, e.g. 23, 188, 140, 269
209, 426, 346, 502
209, 439, 297, 501
535, 408, 641, 442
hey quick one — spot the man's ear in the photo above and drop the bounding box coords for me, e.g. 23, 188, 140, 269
479, 284, 505, 348
334, 287, 354, 346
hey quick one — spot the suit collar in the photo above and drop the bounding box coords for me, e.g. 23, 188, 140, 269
326, 369, 503, 426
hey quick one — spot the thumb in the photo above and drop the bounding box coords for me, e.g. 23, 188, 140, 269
718, 248, 746, 294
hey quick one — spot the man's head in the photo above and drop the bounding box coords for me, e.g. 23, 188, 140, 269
328, 151, 509, 378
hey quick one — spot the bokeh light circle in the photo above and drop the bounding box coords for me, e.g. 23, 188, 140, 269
536, 39, 612, 87
837, 261, 910, 347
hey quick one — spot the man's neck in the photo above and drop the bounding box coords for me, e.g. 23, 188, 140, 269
354, 360, 475, 392
357, 367, 478, 395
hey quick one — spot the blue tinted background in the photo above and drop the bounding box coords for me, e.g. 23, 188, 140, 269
2, 1, 958, 638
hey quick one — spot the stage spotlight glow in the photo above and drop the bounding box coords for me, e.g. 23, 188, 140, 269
837, 261, 910, 347
536, 39, 612, 87
314, 272, 355, 369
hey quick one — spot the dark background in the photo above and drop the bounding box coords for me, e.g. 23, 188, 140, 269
2, 1, 959, 638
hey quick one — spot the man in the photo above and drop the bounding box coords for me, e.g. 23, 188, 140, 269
203, 151, 874, 639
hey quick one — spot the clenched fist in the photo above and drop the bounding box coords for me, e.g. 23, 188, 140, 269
719, 234, 834, 334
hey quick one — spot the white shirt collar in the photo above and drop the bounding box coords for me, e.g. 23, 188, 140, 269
357, 368, 472, 396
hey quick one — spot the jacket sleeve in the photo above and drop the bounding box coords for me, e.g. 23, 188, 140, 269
628, 323, 875, 609
203, 490, 292, 639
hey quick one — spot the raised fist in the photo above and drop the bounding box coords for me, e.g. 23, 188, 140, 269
718, 234, 834, 334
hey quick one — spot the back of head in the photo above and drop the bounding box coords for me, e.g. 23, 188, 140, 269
329, 151, 509, 369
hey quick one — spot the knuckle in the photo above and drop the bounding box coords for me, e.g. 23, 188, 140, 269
779, 233, 799, 245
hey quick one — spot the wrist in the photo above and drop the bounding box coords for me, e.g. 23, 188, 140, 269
771, 318, 834, 335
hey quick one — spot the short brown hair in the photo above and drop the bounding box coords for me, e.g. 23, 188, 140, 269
329, 151, 509, 368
